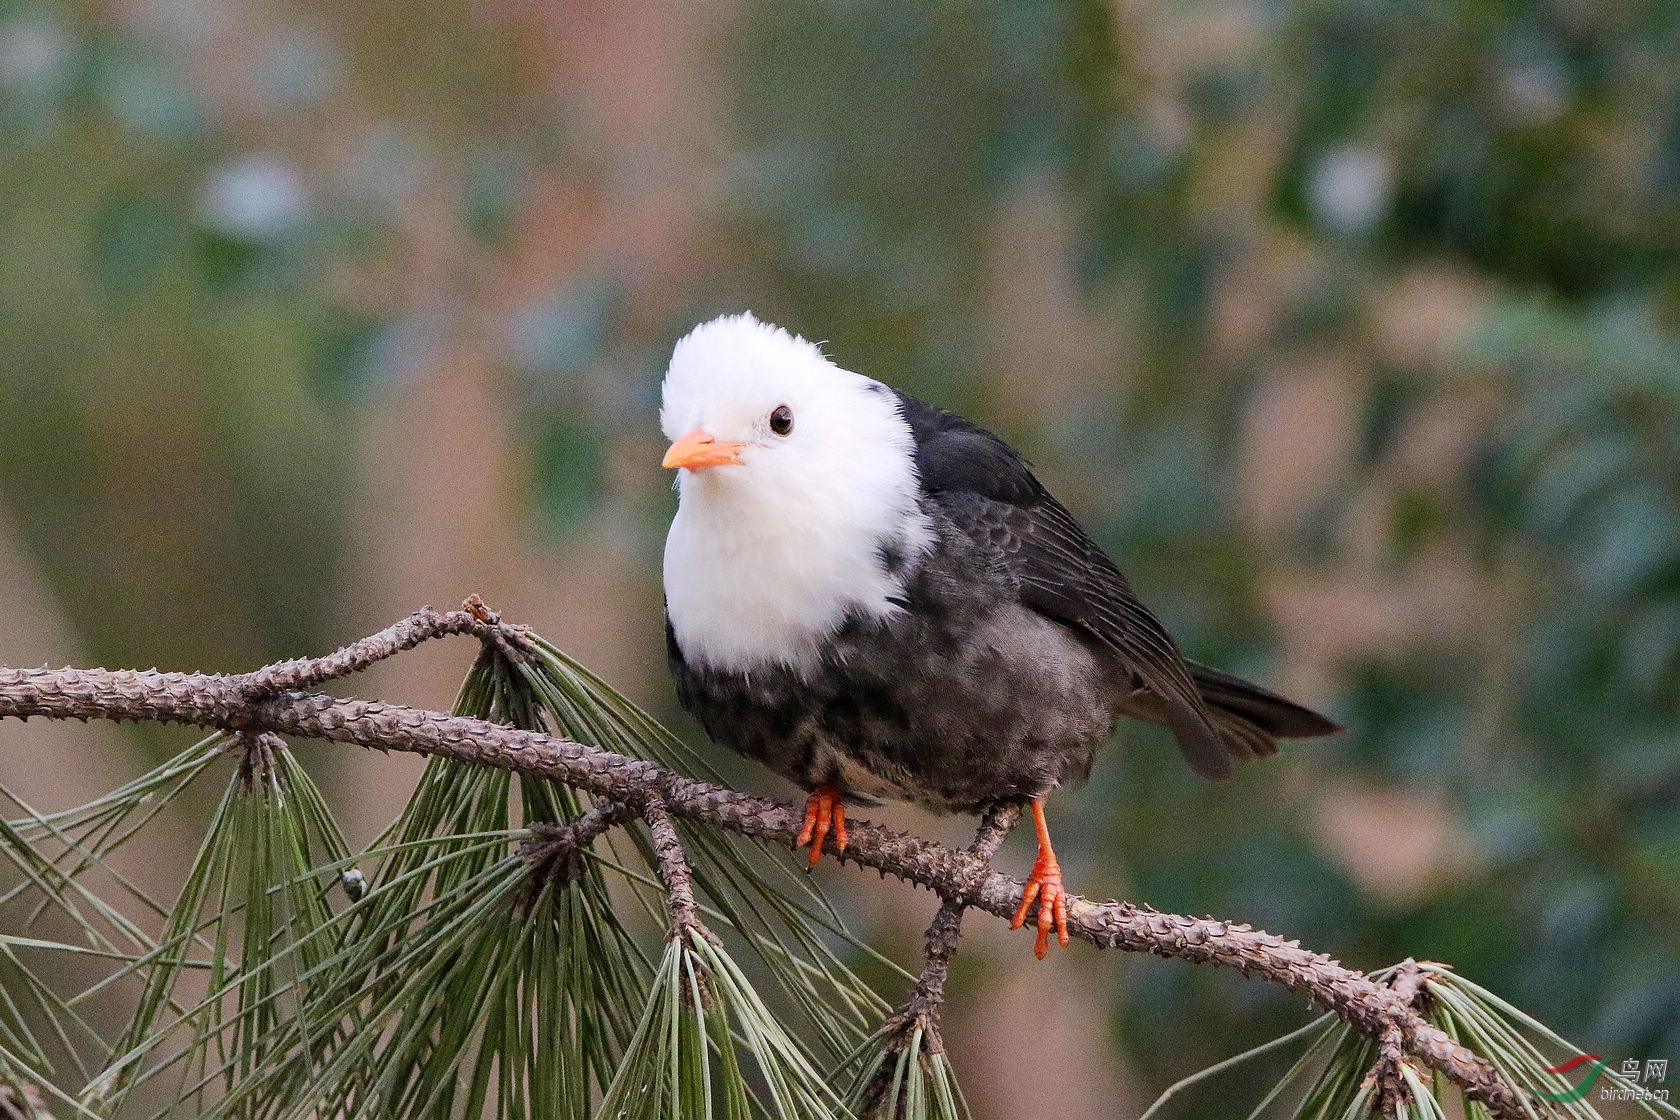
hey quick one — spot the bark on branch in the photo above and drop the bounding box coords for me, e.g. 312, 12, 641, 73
521, 801, 640, 884
1373, 960, 1430, 1116
643, 793, 705, 938
0, 607, 1536, 1118
861, 803, 1024, 1112
889, 801, 1022, 1051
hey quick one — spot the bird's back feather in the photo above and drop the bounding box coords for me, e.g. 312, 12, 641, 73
890, 389, 1236, 778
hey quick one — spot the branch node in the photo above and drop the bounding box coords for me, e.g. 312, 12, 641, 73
464, 596, 537, 666
462, 594, 499, 625
520, 801, 638, 885
1371, 959, 1428, 1116
234, 731, 285, 790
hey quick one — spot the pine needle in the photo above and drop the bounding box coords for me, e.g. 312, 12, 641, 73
1160, 961, 1680, 1119
599, 931, 853, 1120
86, 734, 349, 1117
514, 638, 895, 1058
1133, 1013, 1336, 1120
840, 1025, 971, 1120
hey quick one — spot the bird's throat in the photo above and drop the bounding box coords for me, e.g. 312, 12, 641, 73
663, 492, 928, 675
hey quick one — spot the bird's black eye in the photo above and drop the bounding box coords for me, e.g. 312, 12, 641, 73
769, 405, 794, 436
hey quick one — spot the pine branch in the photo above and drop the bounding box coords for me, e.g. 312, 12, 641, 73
1373, 959, 1429, 1116
238, 596, 528, 696
520, 802, 640, 884
0, 605, 1537, 1119
643, 794, 704, 939
892, 802, 1022, 1050
859, 803, 1021, 1116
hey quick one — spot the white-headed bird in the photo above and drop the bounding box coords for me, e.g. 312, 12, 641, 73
659, 312, 1338, 956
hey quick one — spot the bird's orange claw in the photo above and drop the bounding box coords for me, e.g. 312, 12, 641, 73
1010, 798, 1071, 958
796, 783, 847, 866
1011, 850, 1070, 958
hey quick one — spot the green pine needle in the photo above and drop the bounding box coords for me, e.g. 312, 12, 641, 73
0, 733, 225, 957
84, 734, 349, 1117
599, 931, 853, 1120
205, 643, 658, 1120
1419, 965, 1679, 1119
514, 637, 897, 1058
0, 734, 232, 1100
1134, 1013, 1336, 1120
840, 1025, 971, 1120
1155, 962, 1680, 1119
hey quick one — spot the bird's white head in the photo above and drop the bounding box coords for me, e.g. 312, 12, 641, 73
659, 312, 933, 673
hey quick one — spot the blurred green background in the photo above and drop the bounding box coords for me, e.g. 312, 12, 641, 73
1, 0, 1677, 1115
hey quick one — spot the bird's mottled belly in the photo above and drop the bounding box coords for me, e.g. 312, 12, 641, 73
668, 597, 1116, 813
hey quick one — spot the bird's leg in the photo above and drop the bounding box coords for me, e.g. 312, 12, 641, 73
796, 782, 848, 866
1009, 797, 1070, 958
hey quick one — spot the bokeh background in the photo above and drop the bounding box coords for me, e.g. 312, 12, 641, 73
2, 0, 1678, 1115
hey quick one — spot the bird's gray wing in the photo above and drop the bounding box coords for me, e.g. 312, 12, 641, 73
892, 390, 1232, 779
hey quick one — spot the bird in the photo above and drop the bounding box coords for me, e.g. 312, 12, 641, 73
658, 312, 1339, 957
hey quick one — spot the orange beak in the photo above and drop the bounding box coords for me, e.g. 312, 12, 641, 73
662, 428, 745, 471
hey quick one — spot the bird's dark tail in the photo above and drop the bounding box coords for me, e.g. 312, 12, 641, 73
1186, 660, 1341, 764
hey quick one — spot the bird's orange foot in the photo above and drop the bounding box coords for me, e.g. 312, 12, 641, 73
1010, 797, 1070, 958
796, 783, 848, 866
1011, 850, 1069, 958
